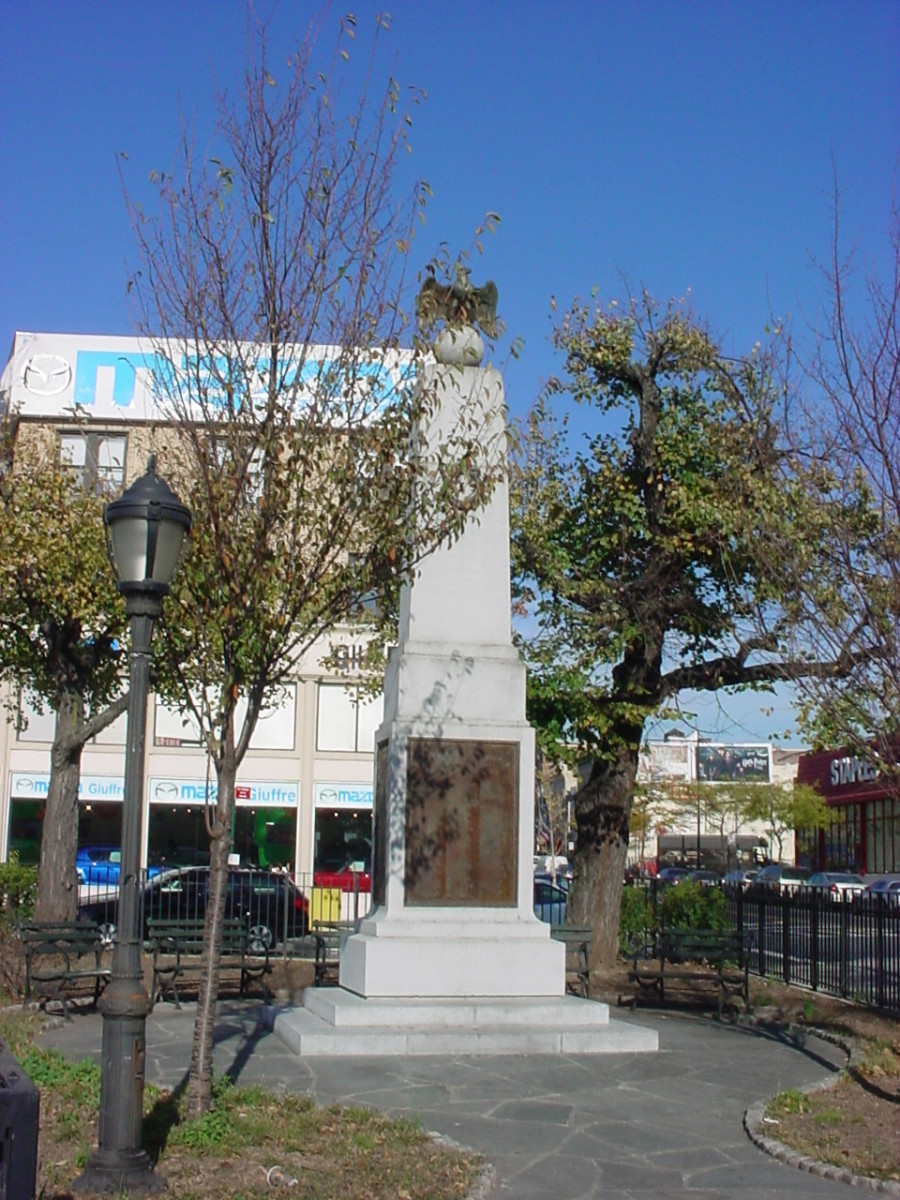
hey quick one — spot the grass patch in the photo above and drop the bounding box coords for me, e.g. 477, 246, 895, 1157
812, 1108, 843, 1126
856, 1038, 900, 1077
768, 1087, 810, 1117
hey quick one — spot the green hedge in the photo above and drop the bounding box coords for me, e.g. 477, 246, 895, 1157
618, 884, 654, 955
0, 854, 38, 930
618, 880, 728, 956
658, 880, 727, 931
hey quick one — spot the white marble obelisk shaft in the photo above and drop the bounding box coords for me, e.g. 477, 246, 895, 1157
338, 354, 565, 998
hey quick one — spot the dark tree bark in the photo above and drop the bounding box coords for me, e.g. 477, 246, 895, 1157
33, 689, 83, 924
187, 741, 235, 1117
567, 744, 641, 963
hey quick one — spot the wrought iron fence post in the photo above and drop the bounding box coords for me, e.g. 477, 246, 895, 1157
281, 876, 290, 962
781, 892, 791, 985
873, 897, 885, 1010
757, 892, 767, 978
839, 900, 850, 998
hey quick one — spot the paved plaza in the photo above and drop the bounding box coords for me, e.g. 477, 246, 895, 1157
40, 1000, 855, 1199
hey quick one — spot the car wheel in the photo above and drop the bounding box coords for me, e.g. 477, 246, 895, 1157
98, 922, 117, 947
248, 923, 274, 953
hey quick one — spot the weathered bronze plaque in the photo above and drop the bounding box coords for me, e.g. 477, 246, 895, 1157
372, 740, 389, 905
404, 738, 518, 906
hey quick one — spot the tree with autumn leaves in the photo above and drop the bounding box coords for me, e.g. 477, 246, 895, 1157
511, 290, 870, 966
0, 425, 130, 923
0, 8, 500, 1117
122, 11, 502, 1114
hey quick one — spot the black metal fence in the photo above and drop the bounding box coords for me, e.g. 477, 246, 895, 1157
77, 868, 373, 952
727, 887, 900, 1014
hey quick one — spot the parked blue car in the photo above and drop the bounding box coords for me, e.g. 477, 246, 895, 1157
76, 845, 163, 887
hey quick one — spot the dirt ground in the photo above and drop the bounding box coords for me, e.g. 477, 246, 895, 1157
591, 959, 898, 1042
268, 953, 318, 999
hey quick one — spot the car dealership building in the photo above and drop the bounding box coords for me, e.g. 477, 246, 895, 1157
0, 331, 380, 883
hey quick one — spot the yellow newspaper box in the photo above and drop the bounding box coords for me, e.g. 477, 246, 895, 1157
310, 886, 341, 924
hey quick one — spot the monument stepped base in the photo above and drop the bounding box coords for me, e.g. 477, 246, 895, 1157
265, 988, 659, 1056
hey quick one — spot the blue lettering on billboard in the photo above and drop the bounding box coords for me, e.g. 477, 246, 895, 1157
73, 349, 400, 412
250, 785, 298, 806
338, 789, 371, 806
73, 350, 159, 409
180, 784, 213, 801
84, 779, 125, 799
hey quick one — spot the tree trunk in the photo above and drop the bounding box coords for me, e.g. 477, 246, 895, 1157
33, 688, 84, 923
566, 743, 640, 969
186, 747, 236, 1117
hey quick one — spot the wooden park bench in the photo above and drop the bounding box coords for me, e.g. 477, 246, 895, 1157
22, 921, 111, 1018
628, 927, 754, 1018
147, 917, 271, 1009
551, 924, 592, 999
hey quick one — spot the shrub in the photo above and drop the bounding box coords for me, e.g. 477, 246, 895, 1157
0, 854, 37, 930
618, 884, 655, 955
0, 854, 37, 1000
658, 880, 727, 930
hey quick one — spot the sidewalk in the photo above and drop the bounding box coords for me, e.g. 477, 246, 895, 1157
41, 1000, 853, 1200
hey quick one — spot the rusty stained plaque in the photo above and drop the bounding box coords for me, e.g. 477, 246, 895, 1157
404, 738, 518, 906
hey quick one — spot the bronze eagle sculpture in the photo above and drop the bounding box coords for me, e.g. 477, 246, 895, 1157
416, 264, 499, 339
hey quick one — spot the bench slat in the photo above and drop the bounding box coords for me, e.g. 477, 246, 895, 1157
147, 917, 271, 1009
628, 927, 753, 1017
22, 921, 110, 1018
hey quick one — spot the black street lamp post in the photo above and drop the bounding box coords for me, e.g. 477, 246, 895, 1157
75, 457, 191, 1195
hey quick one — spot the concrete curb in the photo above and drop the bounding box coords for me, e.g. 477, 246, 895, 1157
743, 1026, 900, 1196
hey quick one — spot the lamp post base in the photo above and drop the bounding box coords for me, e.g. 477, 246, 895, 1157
72, 977, 159, 1194
72, 1147, 164, 1195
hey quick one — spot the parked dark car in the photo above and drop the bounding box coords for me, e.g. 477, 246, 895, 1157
655, 866, 691, 887
686, 869, 722, 888
533, 869, 570, 890
79, 866, 309, 950
722, 869, 758, 893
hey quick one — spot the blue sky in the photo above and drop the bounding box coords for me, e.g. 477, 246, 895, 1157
2, 0, 897, 745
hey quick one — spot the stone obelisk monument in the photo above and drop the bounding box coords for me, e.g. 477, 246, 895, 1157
339, 314, 563, 998
274, 276, 657, 1054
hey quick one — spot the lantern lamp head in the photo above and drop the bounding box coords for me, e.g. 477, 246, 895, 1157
103, 455, 192, 606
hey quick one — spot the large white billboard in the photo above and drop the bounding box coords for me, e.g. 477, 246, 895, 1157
1, 332, 407, 421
